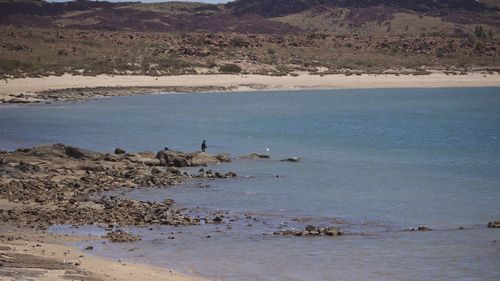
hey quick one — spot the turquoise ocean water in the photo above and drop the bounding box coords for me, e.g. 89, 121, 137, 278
1, 88, 499, 280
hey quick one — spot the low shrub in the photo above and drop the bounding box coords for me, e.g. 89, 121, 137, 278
219, 63, 242, 73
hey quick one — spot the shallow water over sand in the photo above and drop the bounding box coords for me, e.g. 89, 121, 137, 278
2, 88, 500, 280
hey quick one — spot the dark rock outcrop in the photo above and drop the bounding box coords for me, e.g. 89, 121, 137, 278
114, 148, 126, 154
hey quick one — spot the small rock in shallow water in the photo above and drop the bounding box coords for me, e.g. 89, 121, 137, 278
102, 230, 141, 243
417, 225, 432, 231
280, 157, 301, 162
239, 153, 270, 160
212, 216, 223, 223
274, 225, 343, 237
406, 225, 432, 231
487, 221, 500, 228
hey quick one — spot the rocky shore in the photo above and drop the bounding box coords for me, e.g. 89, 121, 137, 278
0, 143, 233, 230
1, 142, 497, 245
0, 85, 235, 104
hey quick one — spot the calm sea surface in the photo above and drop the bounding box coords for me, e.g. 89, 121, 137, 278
1, 88, 500, 280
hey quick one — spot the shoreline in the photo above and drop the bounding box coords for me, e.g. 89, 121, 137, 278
1, 72, 500, 104
0, 227, 207, 281
1, 78, 499, 280
0, 144, 234, 281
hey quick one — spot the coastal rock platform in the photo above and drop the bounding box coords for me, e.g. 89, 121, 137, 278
0, 144, 233, 230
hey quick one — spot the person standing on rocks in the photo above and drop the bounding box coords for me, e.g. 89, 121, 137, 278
201, 140, 207, 152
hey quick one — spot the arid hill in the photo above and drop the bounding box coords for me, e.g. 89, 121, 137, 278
228, 0, 490, 17
1, 0, 499, 35
0, 0, 499, 77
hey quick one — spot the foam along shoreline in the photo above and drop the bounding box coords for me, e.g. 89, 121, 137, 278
1, 72, 500, 104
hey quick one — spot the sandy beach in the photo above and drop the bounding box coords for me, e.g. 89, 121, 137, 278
1, 72, 499, 104
0, 227, 207, 281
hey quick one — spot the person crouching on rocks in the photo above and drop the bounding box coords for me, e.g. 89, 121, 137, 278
201, 140, 207, 152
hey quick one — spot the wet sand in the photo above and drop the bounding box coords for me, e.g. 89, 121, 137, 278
0, 228, 207, 281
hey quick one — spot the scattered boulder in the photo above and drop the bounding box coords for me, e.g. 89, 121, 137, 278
114, 148, 126, 154
488, 221, 500, 228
